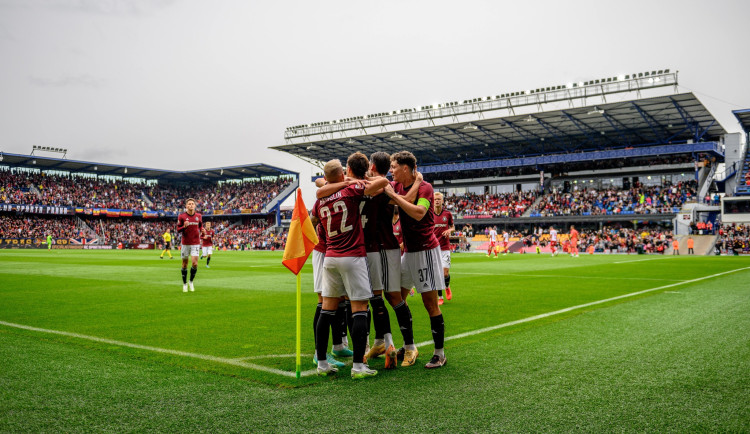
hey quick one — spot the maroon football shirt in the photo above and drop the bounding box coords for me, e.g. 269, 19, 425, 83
373, 194, 400, 251
392, 181, 439, 252
177, 212, 203, 245
312, 184, 366, 257
201, 229, 214, 247
432, 208, 454, 251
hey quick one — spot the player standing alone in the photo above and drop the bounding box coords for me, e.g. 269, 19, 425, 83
432, 192, 454, 305
201, 222, 214, 268
487, 226, 498, 258
160, 228, 173, 259
569, 225, 579, 257
177, 198, 203, 292
549, 226, 558, 256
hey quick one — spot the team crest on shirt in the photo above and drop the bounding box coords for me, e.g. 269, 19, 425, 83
442, 217, 447, 222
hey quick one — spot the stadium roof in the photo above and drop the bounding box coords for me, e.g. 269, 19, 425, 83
733, 109, 750, 133
0, 152, 297, 181
272, 92, 726, 169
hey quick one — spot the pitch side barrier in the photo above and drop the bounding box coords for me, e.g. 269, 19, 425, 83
1, 203, 272, 218
0, 239, 152, 249
456, 212, 677, 226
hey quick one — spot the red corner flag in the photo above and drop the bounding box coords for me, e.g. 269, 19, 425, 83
282, 189, 319, 275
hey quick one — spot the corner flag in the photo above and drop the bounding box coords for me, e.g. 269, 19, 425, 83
281, 188, 318, 379
282, 189, 318, 275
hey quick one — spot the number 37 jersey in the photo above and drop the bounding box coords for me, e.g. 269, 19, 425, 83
311, 184, 367, 258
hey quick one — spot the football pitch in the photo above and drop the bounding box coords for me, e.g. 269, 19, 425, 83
1, 250, 748, 431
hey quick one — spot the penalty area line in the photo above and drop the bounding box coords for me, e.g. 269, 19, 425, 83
414, 265, 750, 348
0, 320, 318, 378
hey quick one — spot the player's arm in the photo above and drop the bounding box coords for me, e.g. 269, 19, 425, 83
316, 178, 366, 198
387, 171, 422, 204
363, 176, 389, 196
176, 216, 186, 232
384, 183, 429, 221
442, 224, 455, 238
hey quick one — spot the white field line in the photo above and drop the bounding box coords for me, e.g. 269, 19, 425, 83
451, 272, 683, 282
0, 320, 317, 378
4, 266, 748, 378
613, 257, 672, 264
414, 266, 750, 348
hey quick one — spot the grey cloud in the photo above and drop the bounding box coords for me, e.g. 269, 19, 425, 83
28, 74, 105, 88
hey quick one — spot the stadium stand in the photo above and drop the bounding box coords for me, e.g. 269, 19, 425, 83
275, 71, 750, 255
0, 158, 297, 249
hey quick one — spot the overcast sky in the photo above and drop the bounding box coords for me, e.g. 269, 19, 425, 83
1, 0, 749, 205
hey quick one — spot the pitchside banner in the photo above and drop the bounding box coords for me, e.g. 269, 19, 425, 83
0, 238, 74, 248
0, 204, 71, 215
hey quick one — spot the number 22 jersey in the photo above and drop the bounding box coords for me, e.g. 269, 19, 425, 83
311, 184, 366, 258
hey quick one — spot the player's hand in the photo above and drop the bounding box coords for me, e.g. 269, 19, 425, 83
442, 229, 452, 238
415, 171, 423, 183
383, 184, 395, 198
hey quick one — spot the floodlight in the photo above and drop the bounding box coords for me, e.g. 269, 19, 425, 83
389, 133, 403, 140
0, 152, 3, 161
124, 168, 128, 174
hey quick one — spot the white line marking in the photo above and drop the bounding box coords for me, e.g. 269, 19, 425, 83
414, 266, 750, 348
452, 272, 682, 282
613, 257, 671, 264
0, 320, 318, 378
231, 353, 312, 361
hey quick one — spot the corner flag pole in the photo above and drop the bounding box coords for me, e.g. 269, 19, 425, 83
296, 268, 302, 379
281, 188, 317, 380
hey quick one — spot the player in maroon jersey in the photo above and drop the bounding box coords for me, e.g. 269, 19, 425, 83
383, 151, 447, 369
200, 221, 214, 268
177, 198, 203, 292
309, 210, 347, 369
432, 192, 455, 305
311, 156, 388, 378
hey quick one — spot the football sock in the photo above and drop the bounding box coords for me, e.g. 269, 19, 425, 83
430, 314, 445, 351
313, 303, 322, 352
445, 275, 450, 288
189, 266, 197, 282
369, 295, 391, 340
438, 290, 443, 297
206, 257, 211, 266
181, 267, 187, 284
351, 311, 368, 364
384, 332, 394, 349
315, 309, 336, 363
345, 300, 353, 341
393, 300, 414, 346
331, 302, 344, 347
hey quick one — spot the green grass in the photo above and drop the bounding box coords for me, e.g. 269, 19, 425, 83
1, 250, 749, 431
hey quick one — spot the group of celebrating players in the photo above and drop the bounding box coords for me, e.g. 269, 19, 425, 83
310, 151, 454, 378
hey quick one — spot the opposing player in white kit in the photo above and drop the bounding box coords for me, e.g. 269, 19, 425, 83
487, 226, 499, 258
502, 230, 510, 255
549, 226, 558, 256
